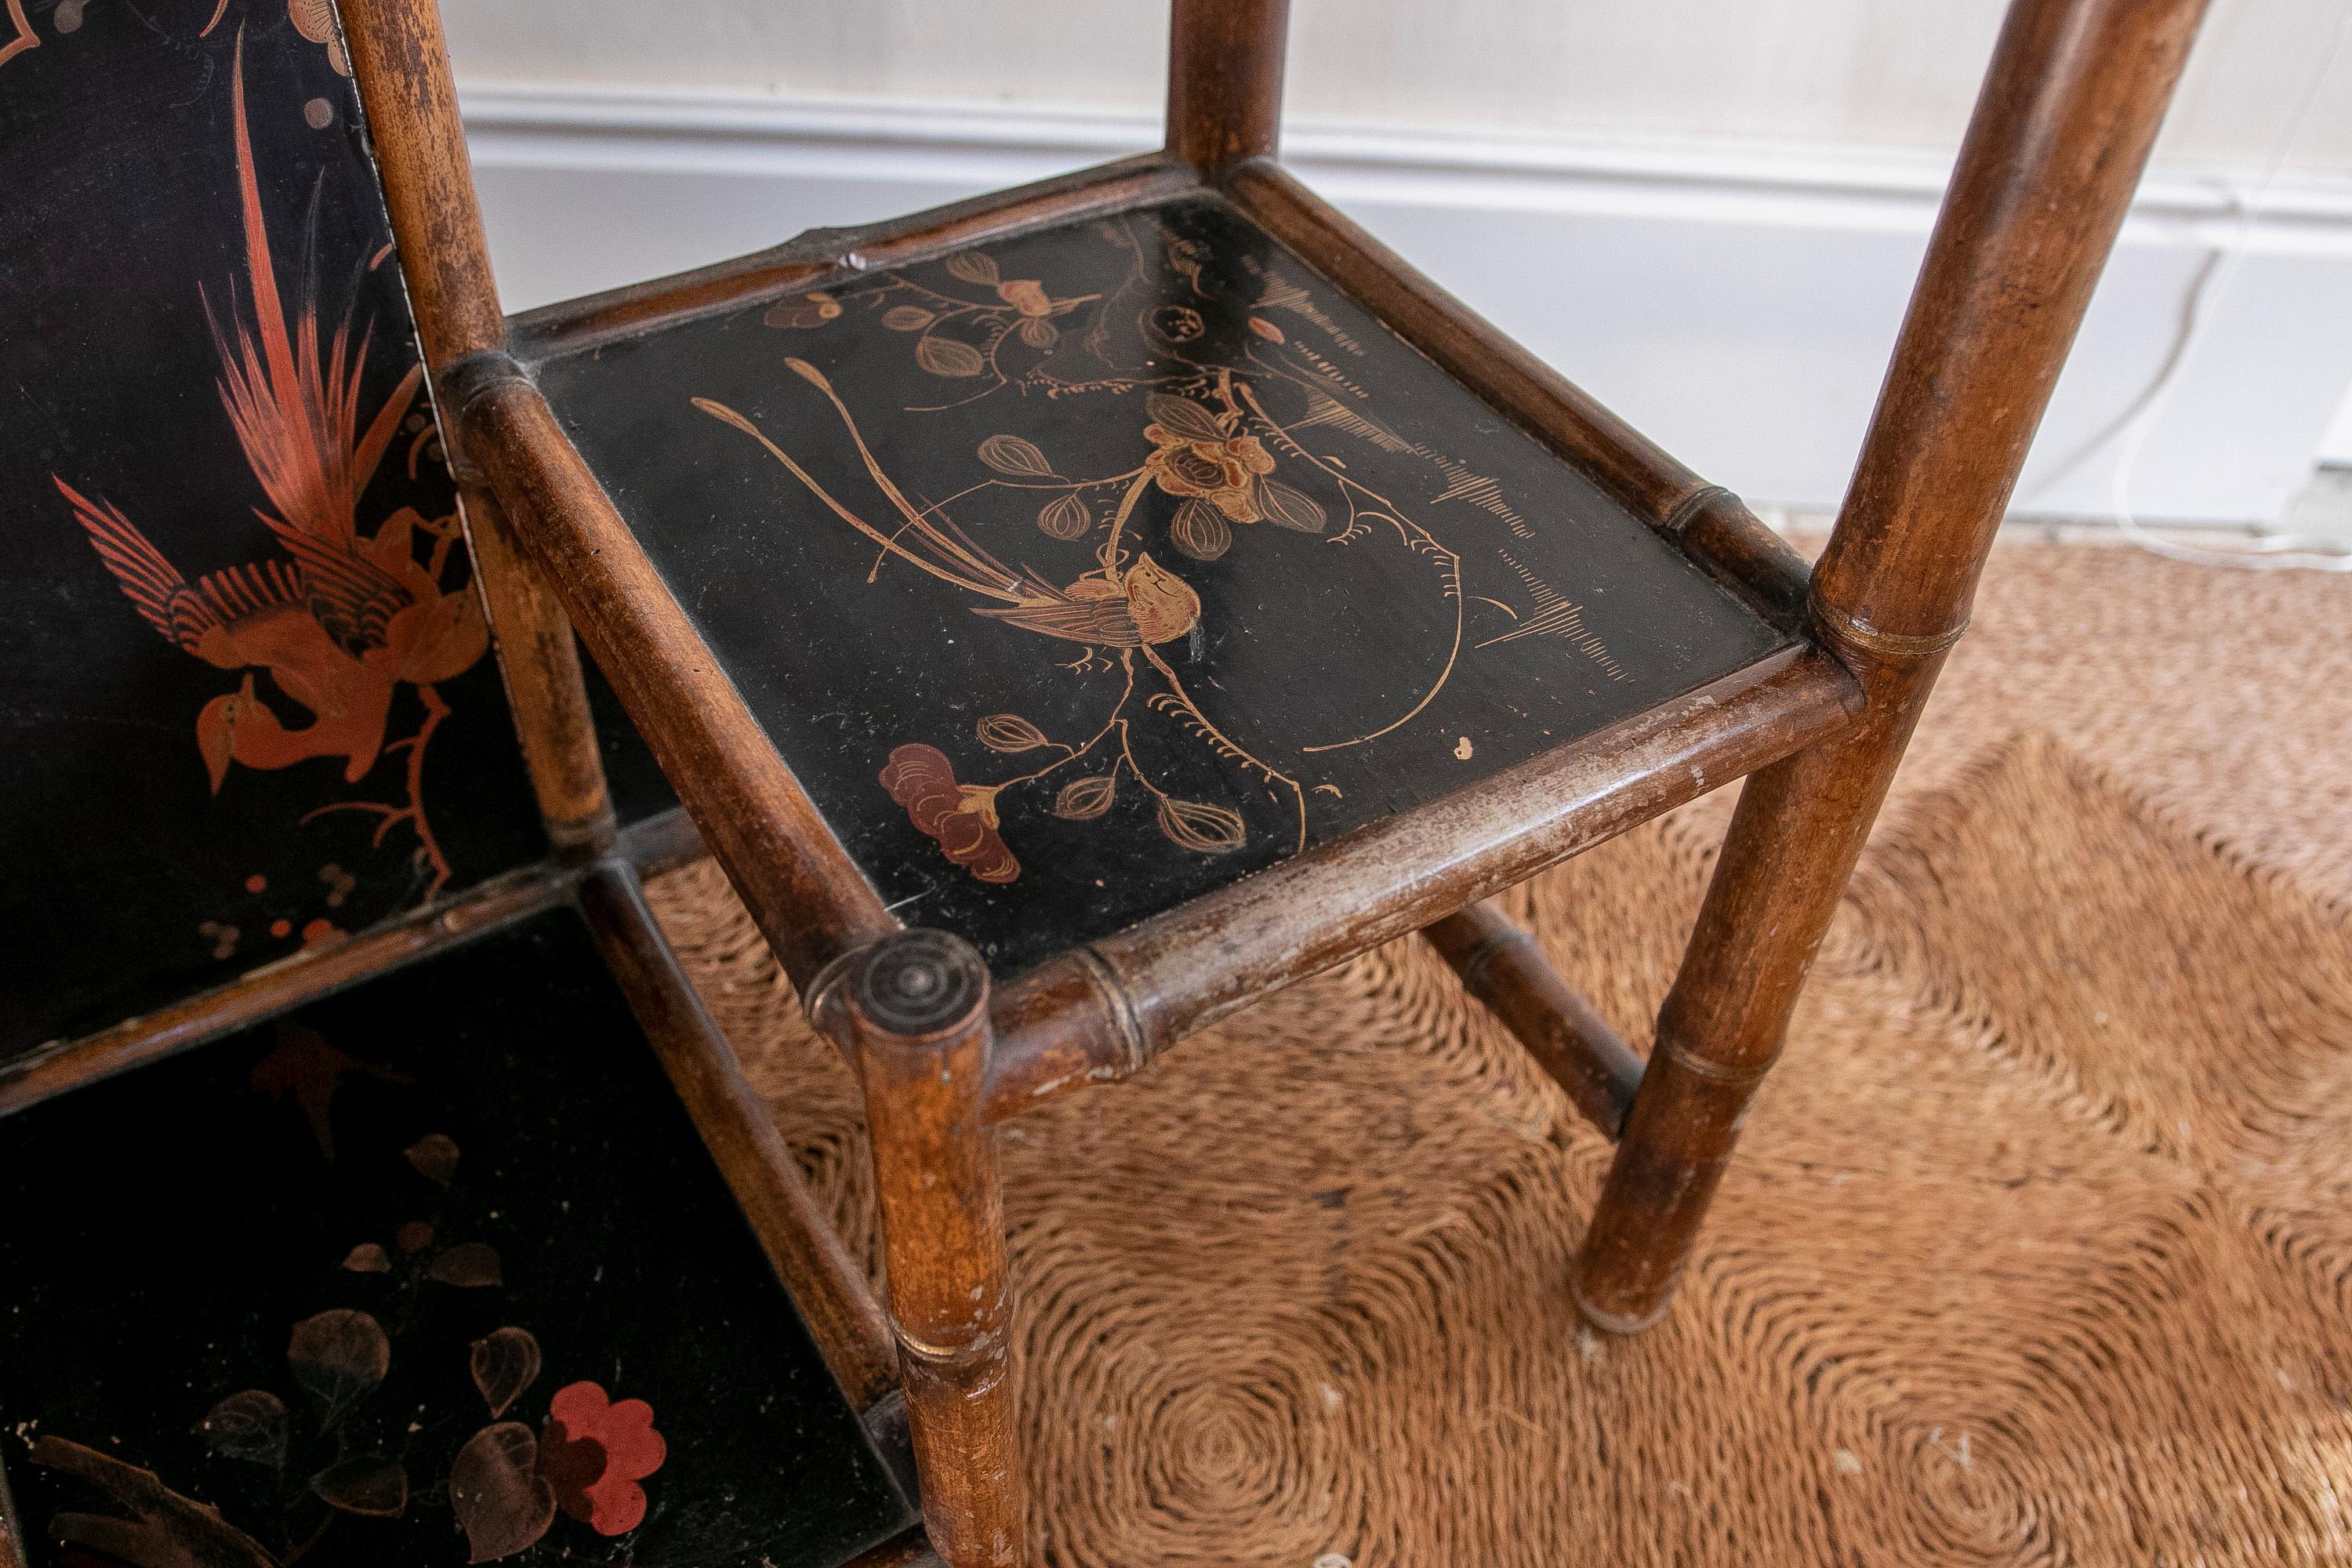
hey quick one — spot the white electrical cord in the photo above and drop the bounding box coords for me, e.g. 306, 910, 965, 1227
2103, 2, 2352, 572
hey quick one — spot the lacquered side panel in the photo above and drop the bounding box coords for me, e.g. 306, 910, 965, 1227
0, 6, 545, 1054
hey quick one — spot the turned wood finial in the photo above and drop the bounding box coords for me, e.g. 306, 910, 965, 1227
848, 930, 989, 1040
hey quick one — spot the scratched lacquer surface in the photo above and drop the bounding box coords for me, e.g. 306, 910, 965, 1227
539, 198, 1789, 972
0, 5, 545, 1056
0, 907, 915, 1568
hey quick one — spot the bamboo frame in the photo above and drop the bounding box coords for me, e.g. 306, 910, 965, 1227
0, 862, 568, 1120
820, 933, 1024, 1568
578, 863, 902, 1417
0, 806, 710, 1126
317, 0, 2214, 1558
455, 368, 898, 984
978, 647, 1854, 1122
339, 0, 615, 855
1423, 901, 1643, 1139
1167, 0, 1290, 172
1570, 0, 2213, 1331
507, 154, 1198, 361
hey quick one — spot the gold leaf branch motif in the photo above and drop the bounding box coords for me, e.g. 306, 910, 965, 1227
725, 216, 1621, 886
695, 381, 1312, 881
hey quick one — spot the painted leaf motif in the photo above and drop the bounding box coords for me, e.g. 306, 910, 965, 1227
975, 713, 1051, 753
471, 1327, 544, 1419
288, 1309, 389, 1418
404, 1132, 459, 1185
1018, 317, 1058, 350
881, 306, 935, 332
428, 1243, 504, 1288
1258, 477, 1328, 534
1145, 393, 1227, 443
945, 251, 1000, 286
1157, 797, 1247, 854
1247, 315, 1287, 343
289, 0, 336, 45
915, 336, 986, 377
197, 1390, 287, 1468
397, 1220, 436, 1253
1169, 498, 1232, 561
341, 1242, 390, 1272
1054, 775, 1116, 820
761, 293, 840, 329
1037, 492, 1091, 540
451, 1422, 557, 1564
311, 1454, 408, 1516
977, 434, 1055, 479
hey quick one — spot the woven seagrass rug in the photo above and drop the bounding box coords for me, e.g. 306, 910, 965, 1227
649, 537, 2352, 1566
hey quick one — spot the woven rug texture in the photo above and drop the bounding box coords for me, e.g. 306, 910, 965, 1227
648, 539, 2352, 1566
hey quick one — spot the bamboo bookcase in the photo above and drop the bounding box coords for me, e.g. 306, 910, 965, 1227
328, 1, 2212, 1562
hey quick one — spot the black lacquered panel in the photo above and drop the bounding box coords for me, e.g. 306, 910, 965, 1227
0, 906, 913, 1568
0, 8, 546, 1056
538, 196, 1788, 974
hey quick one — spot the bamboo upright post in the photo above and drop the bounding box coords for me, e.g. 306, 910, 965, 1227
1165, 0, 1290, 172
339, 0, 613, 853
823, 932, 1025, 1568
1571, 0, 2212, 1331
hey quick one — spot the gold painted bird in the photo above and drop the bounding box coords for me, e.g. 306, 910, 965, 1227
972, 555, 1198, 648
693, 361, 1203, 651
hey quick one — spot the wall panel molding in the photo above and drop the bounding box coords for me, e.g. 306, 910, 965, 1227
460, 82, 2352, 521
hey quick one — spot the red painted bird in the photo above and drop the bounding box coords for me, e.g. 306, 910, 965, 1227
59, 43, 484, 796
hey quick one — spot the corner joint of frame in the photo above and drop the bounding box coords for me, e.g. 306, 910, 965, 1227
801, 942, 870, 1044
432, 349, 534, 469
1805, 586, 1969, 666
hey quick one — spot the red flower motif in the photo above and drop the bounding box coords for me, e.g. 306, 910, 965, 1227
537, 1381, 666, 1537
880, 743, 1021, 884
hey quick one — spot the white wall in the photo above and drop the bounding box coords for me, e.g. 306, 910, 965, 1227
445, 0, 2352, 520
444, 0, 2352, 169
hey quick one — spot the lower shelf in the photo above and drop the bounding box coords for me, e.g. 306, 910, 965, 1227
0, 905, 913, 1568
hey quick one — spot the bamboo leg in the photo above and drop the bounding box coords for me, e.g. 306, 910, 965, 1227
1165, 0, 1290, 172
341, 0, 613, 854
824, 932, 1025, 1568
460, 486, 613, 851
1572, 0, 2209, 1332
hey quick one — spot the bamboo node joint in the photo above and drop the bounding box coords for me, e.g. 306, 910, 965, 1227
1070, 944, 1149, 1080
1660, 485, 1739, 535
1807, 590, 1970, 663
1661, 1037, 1779, 1087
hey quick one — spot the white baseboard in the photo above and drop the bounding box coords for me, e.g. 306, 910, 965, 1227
458, 82, 2352, 521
